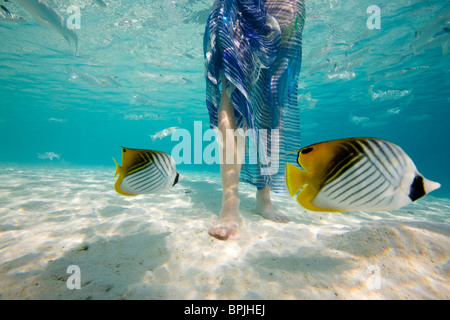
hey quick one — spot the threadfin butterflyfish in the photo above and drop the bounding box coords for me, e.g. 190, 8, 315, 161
285, 137, 440, 212
113, 147, 183, 196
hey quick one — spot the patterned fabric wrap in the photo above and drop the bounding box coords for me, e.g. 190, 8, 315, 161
204, 0, 305, 192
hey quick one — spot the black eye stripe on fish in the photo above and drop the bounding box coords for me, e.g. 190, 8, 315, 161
285, 137, 440, 212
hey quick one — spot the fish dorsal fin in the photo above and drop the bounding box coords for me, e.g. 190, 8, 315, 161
296, 140, 342, 174
120, 147, 154, 173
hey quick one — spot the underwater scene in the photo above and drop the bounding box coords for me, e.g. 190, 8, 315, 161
0, 0, 449, 300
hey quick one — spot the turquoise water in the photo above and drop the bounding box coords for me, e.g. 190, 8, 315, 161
0, 0, 449, 198
0, 0, 450, 300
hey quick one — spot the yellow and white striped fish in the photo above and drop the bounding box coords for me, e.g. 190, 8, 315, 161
285, 137, 440, 212
113, 147, 183, 196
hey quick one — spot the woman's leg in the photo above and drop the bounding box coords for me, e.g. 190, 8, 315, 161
209, 81, 243, 240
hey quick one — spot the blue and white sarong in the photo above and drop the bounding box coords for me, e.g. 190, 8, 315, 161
204, 0, 305, 193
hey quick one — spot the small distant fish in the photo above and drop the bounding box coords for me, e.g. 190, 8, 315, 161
137, 72, 193, 85
124, 114, 144, 121
16, 0, 78, 54
38, 152, 60, 160
101, 75, 122, 88
0, 3, 11, 17
350, 116, 370, 126
67, 68, 120, 88
285, 137, 440, 212
130, 93, 155, 106
113, 147, 183, 196
149, 126, 178, 142
67, 69, 103, 87
387, 107, 401, 116
48, 118, 67, 123
298, 92, 317, 110
411, 6, 450, 55
369, 85, 412, 101
93, 0, 107, 8
327, 70, 356, 81
0, 2, 25, 21
370, 66, 430, 84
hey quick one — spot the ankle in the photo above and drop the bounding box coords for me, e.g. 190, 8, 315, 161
256, 187, 271, 205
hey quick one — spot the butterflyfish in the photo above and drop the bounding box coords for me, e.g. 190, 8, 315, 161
113, 147, 183, 196
285, 137, 440, 212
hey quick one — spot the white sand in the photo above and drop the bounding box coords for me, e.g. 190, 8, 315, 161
0, 166, 449, 300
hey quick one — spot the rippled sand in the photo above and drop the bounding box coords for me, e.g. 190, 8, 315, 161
0, 166, 449, 300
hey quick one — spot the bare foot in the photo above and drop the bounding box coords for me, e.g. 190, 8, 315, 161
256, 201, 290, 223
209, 215, 240, 240
256, 186, 289, 223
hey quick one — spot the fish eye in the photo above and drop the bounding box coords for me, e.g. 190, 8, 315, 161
301, 147, 313, 154
123, 149, 126, 153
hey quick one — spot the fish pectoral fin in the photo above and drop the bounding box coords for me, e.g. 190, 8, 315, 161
285, 162, 307, 197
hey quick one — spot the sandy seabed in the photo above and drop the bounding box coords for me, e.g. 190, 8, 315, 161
0, 166, 449, 300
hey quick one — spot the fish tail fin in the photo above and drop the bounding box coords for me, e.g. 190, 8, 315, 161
423, 178, 440, 194
112, 157, 121, 177
285, 162, 307, 197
